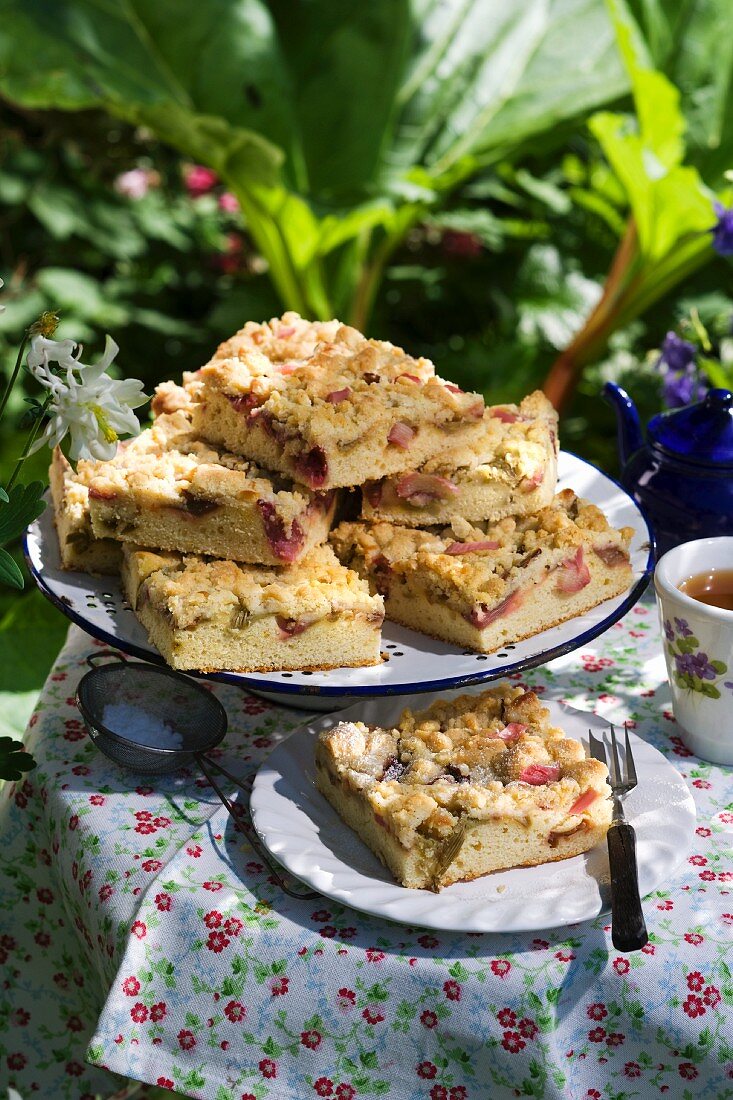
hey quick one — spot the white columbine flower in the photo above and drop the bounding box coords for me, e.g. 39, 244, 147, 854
29, 335, 148, 461
0, 275, 4, 313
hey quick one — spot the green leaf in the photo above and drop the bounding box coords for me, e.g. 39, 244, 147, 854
0, 482, 47, 545
701, 683, 720, 699
0, 488, 8, 503
0, 0, 629, 326
0, 548, 24, 590
0, 734, 37, 780
711, 660, 728, 675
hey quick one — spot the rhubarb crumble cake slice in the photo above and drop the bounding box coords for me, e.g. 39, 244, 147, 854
121, 544, 384, 673
50, 447, 122, 574
331, 489, 634, 653
315, 684, 611, 890
191, 323, 485, 490
86, 411, 337, 565
361, 391, 558, 526
208, 310, 342, 369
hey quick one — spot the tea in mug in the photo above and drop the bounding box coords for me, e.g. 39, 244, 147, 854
679, 569, 733, 611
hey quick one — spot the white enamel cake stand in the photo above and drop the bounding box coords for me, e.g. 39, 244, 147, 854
24, 451, 653, 709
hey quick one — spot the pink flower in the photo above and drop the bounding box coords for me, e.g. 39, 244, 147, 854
224, 1000, 246, 1022
204, 910, 223, 928
689, 854, 707, 866
178, 1029, 196, 1050
150, 1002, 167, 1022
203, 880, 224, 891
130, 1002, 148, 1023
337, 987, 356, 1009
224, 917, 243, 938
685, 932, 704, 946
613, 957, 630, 975
184, 164, 218, 197
186, 844, 203, 857
122, 976, 140, 996
155, 893, 172, 911
490, 959, 511, 978
115, 168, 155, 200
131, 921, 146, 939
219, 191, 239, 213
501, 1030, 526, 1053
270, 976, 289, 996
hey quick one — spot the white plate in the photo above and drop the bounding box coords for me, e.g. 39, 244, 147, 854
24, 451, 653, 702
250, 694, 695, 932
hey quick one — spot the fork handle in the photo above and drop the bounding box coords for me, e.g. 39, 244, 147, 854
607, 821, 648, 952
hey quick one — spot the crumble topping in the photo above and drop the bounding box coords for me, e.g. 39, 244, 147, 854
128, 544, 384, 630
318, 685, 609, 846
197, 323, 484, 444
87, 411, 321, 527
332, 489, 634, 616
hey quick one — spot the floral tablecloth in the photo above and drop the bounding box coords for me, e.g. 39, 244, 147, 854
2, 599, 733, 1100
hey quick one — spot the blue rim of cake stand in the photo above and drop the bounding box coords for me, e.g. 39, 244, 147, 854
23, 453, 655, 698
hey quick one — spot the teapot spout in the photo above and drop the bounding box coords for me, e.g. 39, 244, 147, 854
603, 382, 644, 466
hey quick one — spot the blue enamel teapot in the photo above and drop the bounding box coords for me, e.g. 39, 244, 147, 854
603, 382, 733, 557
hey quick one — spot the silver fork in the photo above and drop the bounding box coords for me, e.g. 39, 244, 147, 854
589, 724, 648, 952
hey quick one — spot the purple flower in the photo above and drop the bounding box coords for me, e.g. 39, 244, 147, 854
712, 202, 733, 256
661, 367, 707, 409
674, 651, 716, 680
674, 617, 692, 637
725, 681, 733, 693
660, 332, 696, 373
664, 619, 675, 643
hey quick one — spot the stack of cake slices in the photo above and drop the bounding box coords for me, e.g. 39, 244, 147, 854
50, 311, 634, 673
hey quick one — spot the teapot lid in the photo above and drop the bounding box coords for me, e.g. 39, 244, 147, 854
648, 388, 733, 467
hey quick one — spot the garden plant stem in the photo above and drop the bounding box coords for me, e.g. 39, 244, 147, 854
5, 395, 52, 492
0, 333, 28, 421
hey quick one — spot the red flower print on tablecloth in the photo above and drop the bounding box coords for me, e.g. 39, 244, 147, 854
224, 1000, 246, 1022
206, 931, 230, 953
416, 1060, 438, 1079
314, 1078, 333, 1096
269, 976, 289, 996
679, 1063, 698, 1079
490, 958, 511, 977
497, 1007, 517, 1027
624, 1062, 641, 1078
444, 979, 461, 1000
587, 1003, 608, 1020
259, 1058, 277, 1078
502, 1030, 526, 1053
150, 1002, 166, 1022
683, 994, 705, 1018
421, 1009, 439, 1028
130, 1003, 148, 1023
300, 1029, 322, 1049
122, 976, 140, 996
130, 921, 146, 939
362, 1006, 384, 1024
177, 1029, 196, 1050
157, 1079, 174, 1090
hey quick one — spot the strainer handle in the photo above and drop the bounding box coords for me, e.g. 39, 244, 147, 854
86, 649, 130, 670
196, 754, 319, 901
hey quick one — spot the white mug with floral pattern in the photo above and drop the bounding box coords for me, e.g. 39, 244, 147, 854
654, 537, 733, 765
